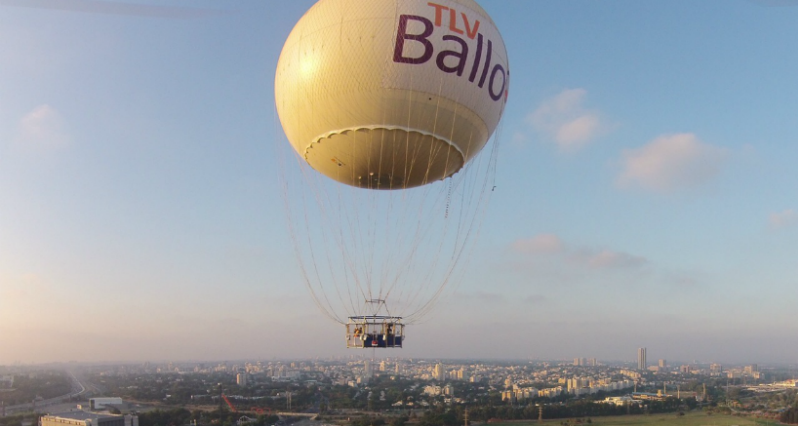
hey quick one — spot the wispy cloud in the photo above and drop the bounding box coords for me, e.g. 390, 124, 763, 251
617, 133, 727, 192
14, 105, 70, 151
511, 234, 647, 270
769, 209, 797, 229
574, 249, 647, 269
526, 88, 606, 151
511, 234, 564, 254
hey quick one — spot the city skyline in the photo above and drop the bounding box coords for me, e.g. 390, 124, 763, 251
2, 0, 798, 364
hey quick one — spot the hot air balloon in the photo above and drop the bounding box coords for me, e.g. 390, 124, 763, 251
275, 0, 509, 348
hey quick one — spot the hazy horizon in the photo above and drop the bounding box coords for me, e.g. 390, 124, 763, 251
2, 0, 797, 365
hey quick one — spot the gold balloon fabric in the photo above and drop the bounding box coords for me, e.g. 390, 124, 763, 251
276, 0, 508, 189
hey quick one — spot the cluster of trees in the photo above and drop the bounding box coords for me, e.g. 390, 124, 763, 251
91, 372, 310, 411
781, 406, 798, 424
137, 408, 279, 426
395, 397, 697, 425
0, 413, 40, 426
0, 372, 72, 405
138, 408, 195, 426
347, 412, 453, 426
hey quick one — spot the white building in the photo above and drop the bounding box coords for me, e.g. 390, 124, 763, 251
89, 398, 124, 411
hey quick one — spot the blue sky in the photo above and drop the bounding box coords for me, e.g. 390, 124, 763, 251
1, 0, 797, 365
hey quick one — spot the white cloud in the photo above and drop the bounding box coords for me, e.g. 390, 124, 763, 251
527, 88, 605, 151
769, 209, 797, 229
617, 133, 727, 192
14, 105, 70, 151
511, 234, 647, 270
511, 234, 564, 254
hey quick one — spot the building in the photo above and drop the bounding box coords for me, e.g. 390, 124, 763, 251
631, 392, 667, 402
89, 398, 123, 411
236, 373, 248, 387
41, 412, 138, 426
658, 359, 667, 368
603, 396, 639, 406
637, 348, 647, 370
433, 363, 445, 381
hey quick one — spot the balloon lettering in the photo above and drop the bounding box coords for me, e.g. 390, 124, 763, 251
393, 4, 507, 103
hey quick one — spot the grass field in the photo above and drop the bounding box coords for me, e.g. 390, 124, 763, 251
483, 412, 780, 426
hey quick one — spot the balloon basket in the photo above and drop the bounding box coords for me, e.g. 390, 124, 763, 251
346, 316, 404, 349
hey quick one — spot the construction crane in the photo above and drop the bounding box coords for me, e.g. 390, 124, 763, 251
223, 394, 238, 413
218, 384, 238, 413
218, 383, 272, 415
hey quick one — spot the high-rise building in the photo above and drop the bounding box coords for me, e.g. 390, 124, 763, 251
434, 363, 445, 380
637, 347, 647, 370
236, 373, 248, 386
658, 359, 667, 368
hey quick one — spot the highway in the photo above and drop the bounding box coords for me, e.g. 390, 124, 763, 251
2, 370, 86, 416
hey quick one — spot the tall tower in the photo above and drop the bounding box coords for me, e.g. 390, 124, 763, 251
434, 363, 445, 381
637, 347, 647, 370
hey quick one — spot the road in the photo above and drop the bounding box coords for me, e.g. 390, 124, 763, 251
2, 370, 86, 416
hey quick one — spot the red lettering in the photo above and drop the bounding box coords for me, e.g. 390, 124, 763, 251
461, 13, 480, 40
449, 8, 464, 34
427, 2, 448, 27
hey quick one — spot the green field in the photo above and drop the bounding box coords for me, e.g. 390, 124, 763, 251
484, 412, 779, 426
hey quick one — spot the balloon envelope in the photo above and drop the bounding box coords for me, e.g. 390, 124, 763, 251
276, 0, 509, 189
